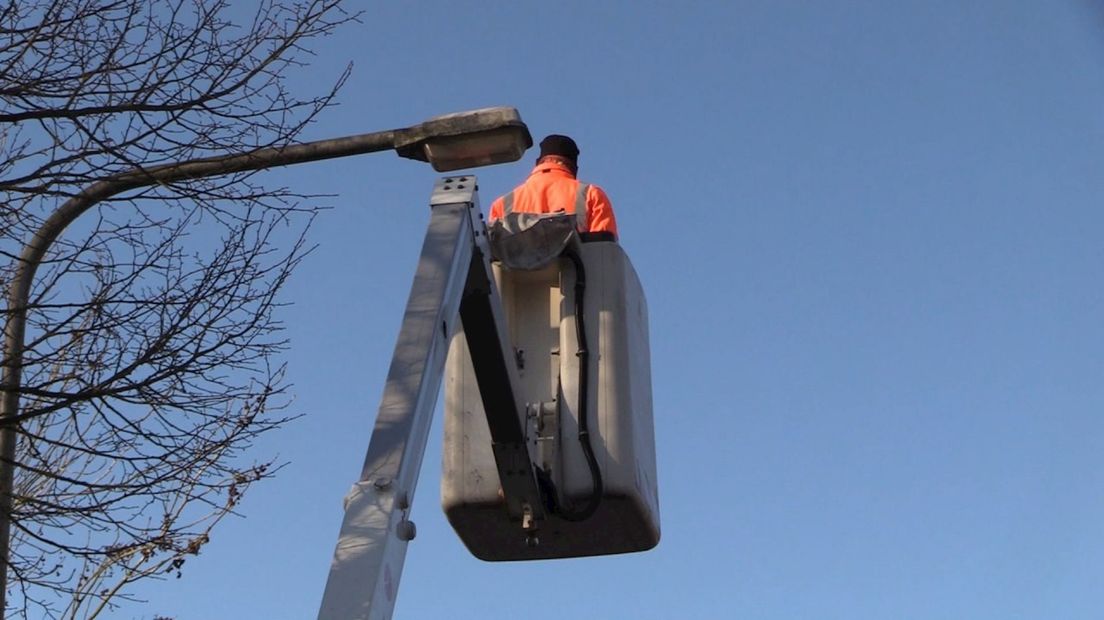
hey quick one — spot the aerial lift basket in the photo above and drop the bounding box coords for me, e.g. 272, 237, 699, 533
442, 226, 660, 561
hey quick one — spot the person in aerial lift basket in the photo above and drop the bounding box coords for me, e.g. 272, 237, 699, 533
483, 134, 615, 526
447, 138, 660, 559
488, 134, 618, 242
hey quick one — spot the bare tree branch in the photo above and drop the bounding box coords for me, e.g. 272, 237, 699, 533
1, 0, 358, 616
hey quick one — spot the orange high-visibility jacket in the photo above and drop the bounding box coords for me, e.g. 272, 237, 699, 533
488, 161, 618, 239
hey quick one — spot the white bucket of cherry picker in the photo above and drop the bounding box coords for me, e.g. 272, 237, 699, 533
442, 240, 660, 561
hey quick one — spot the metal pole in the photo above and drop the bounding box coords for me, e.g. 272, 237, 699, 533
317, 179, 479, 619
318, 176, 551, 617
0, 129, 400, 615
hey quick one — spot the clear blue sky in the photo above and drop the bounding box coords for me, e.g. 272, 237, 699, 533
131, 1, 1104, 618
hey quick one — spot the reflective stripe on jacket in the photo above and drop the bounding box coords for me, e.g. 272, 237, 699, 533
488, 161, 618, 238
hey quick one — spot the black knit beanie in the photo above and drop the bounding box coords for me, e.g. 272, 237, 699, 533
538, 134, 580, 162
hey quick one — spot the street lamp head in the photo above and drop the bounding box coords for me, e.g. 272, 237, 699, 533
394, 107, 533, 172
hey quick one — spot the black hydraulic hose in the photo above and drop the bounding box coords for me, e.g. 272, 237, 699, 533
555, 245, 603, 522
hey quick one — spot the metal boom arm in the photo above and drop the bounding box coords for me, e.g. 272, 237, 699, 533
317, 177, 543, 619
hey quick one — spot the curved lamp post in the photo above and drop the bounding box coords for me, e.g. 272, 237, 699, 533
0, 107, 532, 616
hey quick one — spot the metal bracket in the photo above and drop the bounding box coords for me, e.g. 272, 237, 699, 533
430, 175, 477, 206
531, 401, 560, 474
458, 229, 547, 527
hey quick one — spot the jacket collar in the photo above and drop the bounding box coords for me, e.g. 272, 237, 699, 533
529, 160, 576, 179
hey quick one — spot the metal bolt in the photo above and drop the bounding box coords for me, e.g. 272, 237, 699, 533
396, 520, 417, 541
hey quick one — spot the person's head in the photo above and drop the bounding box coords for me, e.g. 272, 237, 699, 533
537, 134, 579, 175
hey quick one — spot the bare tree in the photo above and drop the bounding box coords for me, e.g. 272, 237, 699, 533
0, 1, 356, 617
